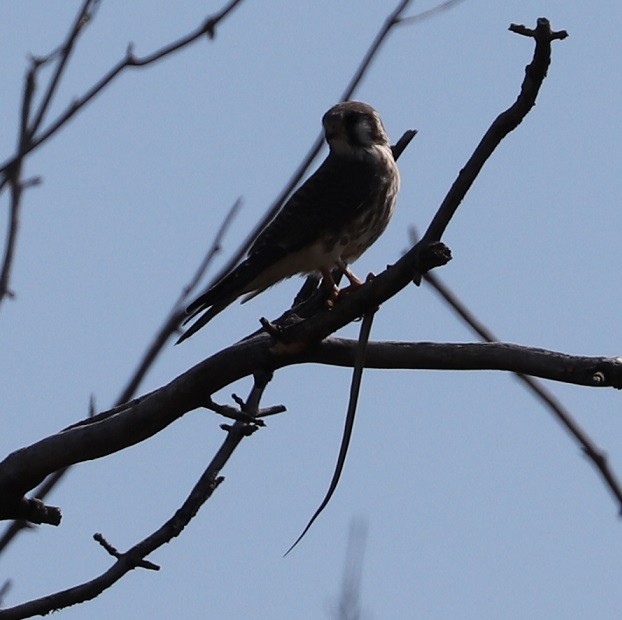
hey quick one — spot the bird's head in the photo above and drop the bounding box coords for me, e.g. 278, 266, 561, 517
322, 101, 390, 158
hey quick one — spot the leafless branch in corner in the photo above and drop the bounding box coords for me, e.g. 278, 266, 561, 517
405, 231, 622, 513
0, 372, 282, 618
0, 0, 245, 307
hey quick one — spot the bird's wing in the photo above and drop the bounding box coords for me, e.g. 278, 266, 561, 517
250, 154, 380, 256
177, 154, 381, 342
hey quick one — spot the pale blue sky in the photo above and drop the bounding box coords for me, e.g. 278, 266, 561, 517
2, 1, 622, 618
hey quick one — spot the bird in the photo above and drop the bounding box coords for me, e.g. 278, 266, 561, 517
176, 101, 400, 344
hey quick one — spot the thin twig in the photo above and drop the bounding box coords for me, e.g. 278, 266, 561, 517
421, 17, 568, 246
0, 62, 38, 306
0, 199, 242, 554
0, 0, 245, 178
421, 259, 622, 513
116, 197, 242, 400
285, 311, 376, 555
0, 372, 281, 618
396, 0, 466, 26
0, 581, 12, 610
332, 518, 368, 620
28, 0, 101, 135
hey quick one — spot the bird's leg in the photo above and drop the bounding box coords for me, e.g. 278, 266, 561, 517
320, 267, 340, 307
335, 259, 373, 296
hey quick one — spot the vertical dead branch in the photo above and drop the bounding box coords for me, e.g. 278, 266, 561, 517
285, 311, 376, 555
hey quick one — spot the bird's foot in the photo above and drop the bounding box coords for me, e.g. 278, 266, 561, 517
336, 272, 376, 298
323, 283, 340, 308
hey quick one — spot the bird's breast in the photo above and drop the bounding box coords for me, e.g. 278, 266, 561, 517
337, 146, 399, 262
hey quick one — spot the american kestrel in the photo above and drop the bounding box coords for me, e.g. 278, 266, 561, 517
177, 101, 400, 343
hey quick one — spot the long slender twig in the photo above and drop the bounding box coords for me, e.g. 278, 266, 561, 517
285, 311, 376, 555
396, 0, 466, 26
0, 375, 281, 619
420, 262, 622, 513
0, 199, 242, 554
0, 0, 245, 309
0, 0, 245, 178
28, 0, 101, 136
0, 63, 38, 306
116, 197, 243, 400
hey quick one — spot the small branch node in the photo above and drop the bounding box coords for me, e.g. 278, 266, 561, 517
391, 128, 418, 160
241, 424, 259, 437
125, 42, 136, 62
257, 404, 287, 418
260, 316, 283, 339
204, 18, 217, 39
93, 533, 160, 570
22, 175, 43, 189
592, 371, 605, 386
412, 241, 452, 284
18, 497, 62, 525
509, 18, 568, 42
231, 393, 245, 409
204, 397, 265, 425
93, 532, 120, 558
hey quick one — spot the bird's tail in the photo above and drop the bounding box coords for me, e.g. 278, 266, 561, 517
175, 295, 238, 344
176, 251, 277, 344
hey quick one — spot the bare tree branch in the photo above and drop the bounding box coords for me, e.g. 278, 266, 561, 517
331, 518, 368, 620
118, 197, 243, 400
0, 372, 281, 618
0, 198, 242, 555
0, 0, 245, 179
0, 0, 245, 310
0, 63, 38, 306
285, 311, 376, 555
2, 336, 619, 524
28, 0, 102, 136
421, 17, 568, 247
0, 19, 571, 527
419, 262, 622, 514
308, 341, 622, 388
